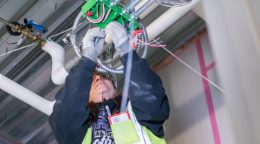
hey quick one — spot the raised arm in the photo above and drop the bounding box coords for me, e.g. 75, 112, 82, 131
49, 57, 96, 144
122, 52, 170, 138
48, 27, 105, 144
105, 22, 170, 138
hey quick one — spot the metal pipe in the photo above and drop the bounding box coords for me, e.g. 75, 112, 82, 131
0, 74, 55, 115
146, 0, 200, 40
135, 0, 156, 17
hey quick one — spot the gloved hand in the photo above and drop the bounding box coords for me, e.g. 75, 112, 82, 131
105, 21, 132, 56
82, 27, 105, 61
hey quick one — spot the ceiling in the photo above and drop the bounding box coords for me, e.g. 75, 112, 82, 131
0, 0, 204, 143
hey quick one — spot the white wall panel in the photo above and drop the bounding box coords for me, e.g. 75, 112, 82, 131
158, 36, 227, 144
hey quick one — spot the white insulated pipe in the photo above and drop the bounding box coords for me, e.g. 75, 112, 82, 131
147, 0, 200, 40
0, 74, 55, 115
42, 41, 69, 85
0, 40, 67, 116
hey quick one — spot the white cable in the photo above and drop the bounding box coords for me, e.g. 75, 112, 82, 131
161, 46, 225, 93
0, 43, 35, 57
86, 4, 106, 23
120, 50, 133, 112
102, 9, 111, 22
48, 27, 73, 40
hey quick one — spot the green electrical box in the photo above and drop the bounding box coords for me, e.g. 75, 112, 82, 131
81, 0, 139, 30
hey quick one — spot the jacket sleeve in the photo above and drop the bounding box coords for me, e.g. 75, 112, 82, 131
49, 57, 96, 144
121, 51, 170, 138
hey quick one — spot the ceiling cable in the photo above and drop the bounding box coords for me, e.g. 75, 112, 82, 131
161, 46, 225, 93
124, 34, 224, 93
0, 43, 35, 57
48, 27, 72, 40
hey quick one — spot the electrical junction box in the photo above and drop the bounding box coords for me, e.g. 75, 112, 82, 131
81, 0, 139, 30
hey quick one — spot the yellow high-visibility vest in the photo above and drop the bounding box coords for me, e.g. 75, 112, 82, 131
82, 102, 166, 144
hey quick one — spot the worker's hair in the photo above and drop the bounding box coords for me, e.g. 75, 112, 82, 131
87, 96, 121, 126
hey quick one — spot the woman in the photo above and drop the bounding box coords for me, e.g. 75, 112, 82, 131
48, 21, 170, 144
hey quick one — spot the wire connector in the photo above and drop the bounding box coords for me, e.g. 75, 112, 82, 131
132, 29, 143, 49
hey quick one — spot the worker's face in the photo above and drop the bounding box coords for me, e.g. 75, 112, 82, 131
89, 74, 116, 103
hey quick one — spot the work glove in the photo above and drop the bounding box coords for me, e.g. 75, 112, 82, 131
105, 21, 132, 56
82, 27, 105, 61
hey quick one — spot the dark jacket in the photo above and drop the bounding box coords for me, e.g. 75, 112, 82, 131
49, 51, 170, 144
